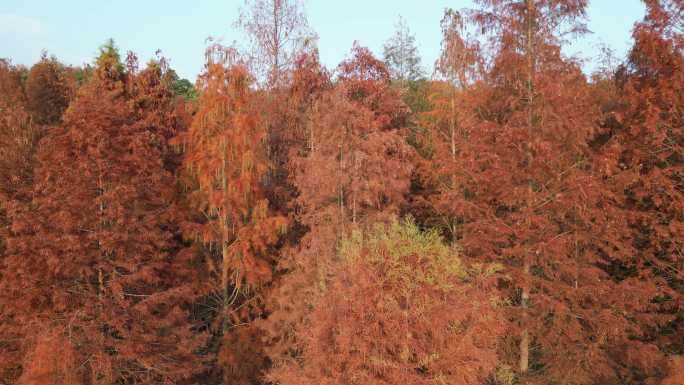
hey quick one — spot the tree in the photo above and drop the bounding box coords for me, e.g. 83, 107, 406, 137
172, 77, 197, 99
236, 0, 315, 86
595, 0, 684, 375
268, 219, 503, 385
163, 68, 198, 100
260, 49, 330, 216
414, 0, 679, 383
0, 59, 33, 233
382, 16, 424, 82
25, 52, 71, 126
262, 45, 414, 374
173, 44, 286, 383
0, 58, 36, 384
462, 1, 594, 380
337, 44, 411, 130
412, 8, 481, 242
2, 43, 208, 385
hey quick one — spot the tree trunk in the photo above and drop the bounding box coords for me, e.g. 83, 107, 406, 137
221, 139, 230, 332
520, 257, 530, 374
450, 96, 456, 163
309, 116, 315, 153
352, 151, 357, 224
97, 172, 105, 303
271, 0, 280, 86
221, 226, 230, 332
520, 0, 536, 375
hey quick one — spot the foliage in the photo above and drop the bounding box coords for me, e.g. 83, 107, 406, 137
1, 3, 683, 385
163, 68, 198, 100
173, 44, 286, 383
408, 1, 684, 384
0, 58, 35, 383
382, 16, 424, 82
173, 77, 197, 99
1, 44, 208, 385
268, 219, 503, 385
25, 52, 71, 126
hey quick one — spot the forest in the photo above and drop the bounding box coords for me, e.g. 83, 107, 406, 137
0, 0, 682, 384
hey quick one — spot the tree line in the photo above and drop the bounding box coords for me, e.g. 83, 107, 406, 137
0, 0, 682, 384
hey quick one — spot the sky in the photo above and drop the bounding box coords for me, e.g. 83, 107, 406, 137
0, 1, 646, 81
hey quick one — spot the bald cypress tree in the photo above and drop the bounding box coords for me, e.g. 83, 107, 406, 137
173, 44, 286, 384
2, 42, 207, 384
0, 59, 37, 384
25, 53, 70, 126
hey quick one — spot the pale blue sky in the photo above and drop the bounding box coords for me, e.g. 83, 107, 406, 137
0, 1, 645, 80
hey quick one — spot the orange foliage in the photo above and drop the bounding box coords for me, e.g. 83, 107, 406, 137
174, 44, 286, 383
2, 51, 207, 384
263, 45, 415, 378
1, 3, 683, 384
269, 221, 503, 385
17, 326, 84, 385
25, 53, 71, 126
411, 1, 683, 384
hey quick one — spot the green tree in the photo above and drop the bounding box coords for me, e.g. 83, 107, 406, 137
163, 68, 197, 100
383, 16, 424, 82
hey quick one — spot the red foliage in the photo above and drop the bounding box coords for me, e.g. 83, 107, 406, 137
25, 54, 71, 126
0, 60, 37, 383
1, 4, 683, 384
268, 221, 503, 385
337, 43, 410, 130
16, 326, 84, 385
411, 1, 682, 383
594, 0, 684, 374
0, 60, 34, 201
173, 45, 286, 383
2, 53, 207, 384
263, 45, 415, 377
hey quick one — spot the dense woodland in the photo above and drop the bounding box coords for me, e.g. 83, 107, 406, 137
0, 0, 682, 384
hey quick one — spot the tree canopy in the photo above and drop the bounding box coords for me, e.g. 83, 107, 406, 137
1, 2, 683, 384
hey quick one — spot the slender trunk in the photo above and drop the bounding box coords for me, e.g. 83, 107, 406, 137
309, 116, 315, 153
520, 0, 536, 375
221, 139, 230, 332
221, 223, 230, 332
339, 148, 345, 217
575, 239, 579, 289
520, 258, 530, 373
352, 194, 356, 225
450, 95, 457, 163
449, 88, 458, 243
352, 151, 357, 224
339, 125, 346, 218
272, 0, 280, 86
97, 172, 105, 303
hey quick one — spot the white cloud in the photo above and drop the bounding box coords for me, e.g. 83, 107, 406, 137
0, 13, 46, 37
